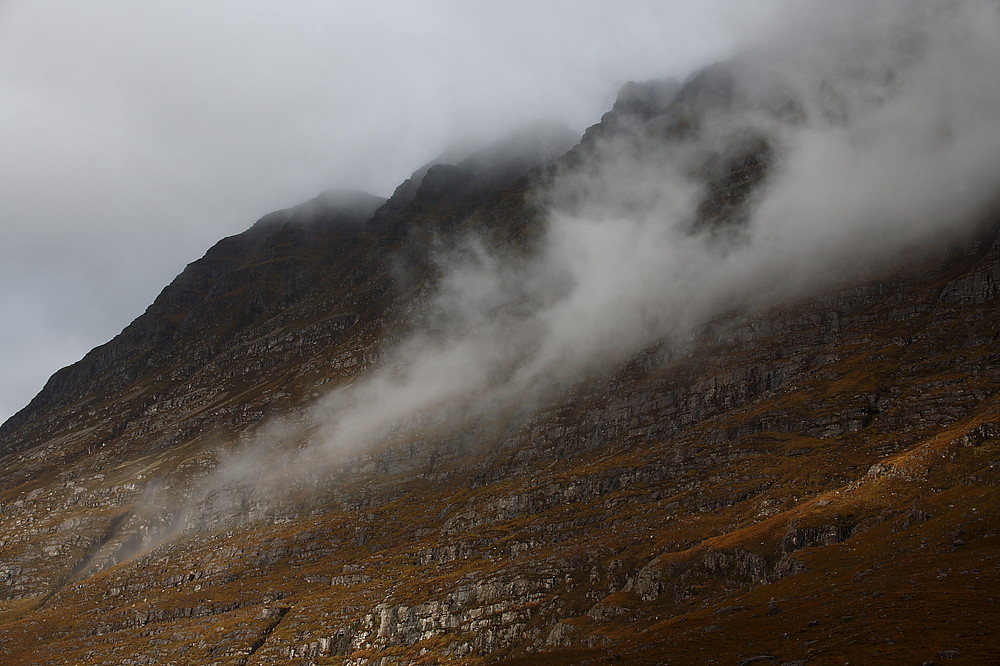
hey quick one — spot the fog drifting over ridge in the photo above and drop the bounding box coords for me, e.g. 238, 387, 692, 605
0, 1, 766, 424
189, 0, 1000, 518
313, 0, 1000, 455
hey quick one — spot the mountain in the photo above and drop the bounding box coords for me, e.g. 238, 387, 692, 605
3, 25, 1000, 666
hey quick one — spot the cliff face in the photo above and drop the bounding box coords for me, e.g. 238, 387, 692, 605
3, 53, 1000, 666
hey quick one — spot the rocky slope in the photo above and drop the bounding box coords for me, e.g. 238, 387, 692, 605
3, 48, 1000, 666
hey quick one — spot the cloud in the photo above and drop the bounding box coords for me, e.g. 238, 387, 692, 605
163, 0, 1000, 534
0, 1, 773, 422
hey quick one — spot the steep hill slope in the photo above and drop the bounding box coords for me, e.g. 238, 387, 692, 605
3, 17, 1000, 664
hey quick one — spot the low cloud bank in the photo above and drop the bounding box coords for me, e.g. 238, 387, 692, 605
188, 0, 1000, 525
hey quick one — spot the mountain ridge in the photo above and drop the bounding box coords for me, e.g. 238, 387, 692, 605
3, 42, 1000, 665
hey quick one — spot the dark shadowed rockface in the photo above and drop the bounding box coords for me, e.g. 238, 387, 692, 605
2, 58, 1000, 666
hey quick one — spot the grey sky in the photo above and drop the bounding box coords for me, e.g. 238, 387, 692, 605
0, 1, 781, 423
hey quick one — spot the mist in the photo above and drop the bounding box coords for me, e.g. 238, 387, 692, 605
296, 0, 999, 444
0, 1, 766, 423
137, 0, 1000, 530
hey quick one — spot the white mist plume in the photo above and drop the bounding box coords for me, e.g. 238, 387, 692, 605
186, 0, 1000, 525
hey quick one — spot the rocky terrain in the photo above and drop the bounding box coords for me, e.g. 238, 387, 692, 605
3, 27, 1000, 666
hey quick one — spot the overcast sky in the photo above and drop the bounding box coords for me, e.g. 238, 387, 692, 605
0, 1, 783, 423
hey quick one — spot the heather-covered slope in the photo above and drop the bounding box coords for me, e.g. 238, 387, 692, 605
3, 213, 1000, 665
3, 13, 1000, 663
